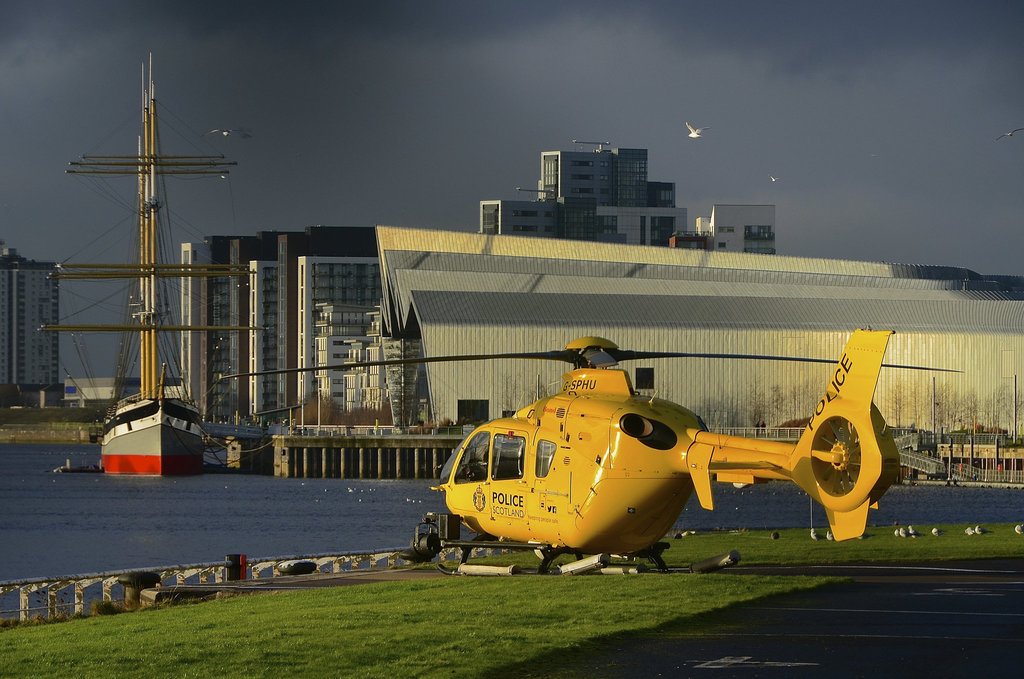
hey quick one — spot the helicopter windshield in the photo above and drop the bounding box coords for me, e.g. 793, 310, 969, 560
453, 431, 490, 483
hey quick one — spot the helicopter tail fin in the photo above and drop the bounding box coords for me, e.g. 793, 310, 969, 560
684, 330, 901, 539
787, 329, 900, 540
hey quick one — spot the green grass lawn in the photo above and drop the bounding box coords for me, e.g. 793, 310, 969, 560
661, 521, 1024, 566
469, 522, 1024, 570
1, 574, 829, 678
2, 523, 1021, 678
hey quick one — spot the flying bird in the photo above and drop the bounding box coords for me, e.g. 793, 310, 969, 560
995, 127, 1024, 140
769, 175, 779, 182
205, 128, 253, 138
686, 122, 710, 139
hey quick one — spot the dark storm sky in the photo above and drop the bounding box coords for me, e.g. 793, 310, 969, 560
3, 0, 1023, 278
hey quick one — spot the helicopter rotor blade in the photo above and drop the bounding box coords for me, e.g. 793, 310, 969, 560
611, 350, 957, 373
219, 350, 578, 380
220, 343, 958, 381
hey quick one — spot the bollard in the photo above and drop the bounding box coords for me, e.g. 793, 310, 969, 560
118, 571, 161, 608
276, 560, 317, 576
225, 554, 248, 581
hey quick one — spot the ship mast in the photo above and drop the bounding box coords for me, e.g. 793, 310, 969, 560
141, 72, 157, 398
46, 60, 251, 403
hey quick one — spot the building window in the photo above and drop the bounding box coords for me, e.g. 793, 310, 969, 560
744, 225, 774, 240
635, 367, 654, 390
457, 399, 489, 423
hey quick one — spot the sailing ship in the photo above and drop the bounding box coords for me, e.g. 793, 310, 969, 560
47, 61, 249, 475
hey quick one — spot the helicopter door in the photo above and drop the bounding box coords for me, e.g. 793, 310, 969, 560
487, 430, 530, 540
526, 438, 562, 534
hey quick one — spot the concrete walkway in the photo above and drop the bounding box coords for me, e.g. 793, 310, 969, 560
572, 559, 1024, 678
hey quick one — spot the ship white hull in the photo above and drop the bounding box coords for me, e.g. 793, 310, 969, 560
101, 397, 205, 475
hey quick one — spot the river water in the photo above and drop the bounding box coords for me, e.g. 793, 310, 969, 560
2, 443, 1022, 582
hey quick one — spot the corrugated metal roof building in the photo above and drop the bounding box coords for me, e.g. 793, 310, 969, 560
376, 226, 1024, 434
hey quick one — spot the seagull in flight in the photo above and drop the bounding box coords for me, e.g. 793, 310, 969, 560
769, 175, 779, 182
686, 122, 710, 139
205, 128, 253, 138
995, 127, 1024, 140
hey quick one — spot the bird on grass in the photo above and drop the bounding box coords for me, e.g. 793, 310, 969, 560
1014, 524, 1023, 534
907, 525, 921, 537
810, 528, 821, 540
686, 122, 710, 139
932, 527, 944, 536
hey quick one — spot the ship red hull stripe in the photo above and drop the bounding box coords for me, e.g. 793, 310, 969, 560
102, 454, 203, 476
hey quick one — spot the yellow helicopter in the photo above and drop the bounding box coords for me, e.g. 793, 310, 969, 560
229, 329, 946, 573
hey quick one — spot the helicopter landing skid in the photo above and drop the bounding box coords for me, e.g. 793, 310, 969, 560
632, 541, 671, 572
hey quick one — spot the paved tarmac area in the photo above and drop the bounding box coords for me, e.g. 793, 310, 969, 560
574, 561, 1024, 678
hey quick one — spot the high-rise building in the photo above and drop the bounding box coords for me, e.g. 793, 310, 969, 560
311, 304, 386, 413
295, 256, 382, 409
0, 242, 59, 392
182, 226, 381, 423
480, 145, 687, 246
670, 206, 776, 253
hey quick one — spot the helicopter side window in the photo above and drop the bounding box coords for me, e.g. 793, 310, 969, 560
535, 439, 557, 478
491, 433, 525, 480
454, 432, 490, 483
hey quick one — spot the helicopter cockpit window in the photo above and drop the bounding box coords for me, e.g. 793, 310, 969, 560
454, 432, 490, 483
535, 439, 557, 478
491, 433, 526, 480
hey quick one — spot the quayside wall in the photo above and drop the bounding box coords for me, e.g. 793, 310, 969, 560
262, 434, 464, 479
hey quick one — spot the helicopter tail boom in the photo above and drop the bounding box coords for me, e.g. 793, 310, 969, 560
684, 330, 900, 540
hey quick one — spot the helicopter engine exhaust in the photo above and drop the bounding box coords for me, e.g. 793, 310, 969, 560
618, 413, 678, 450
